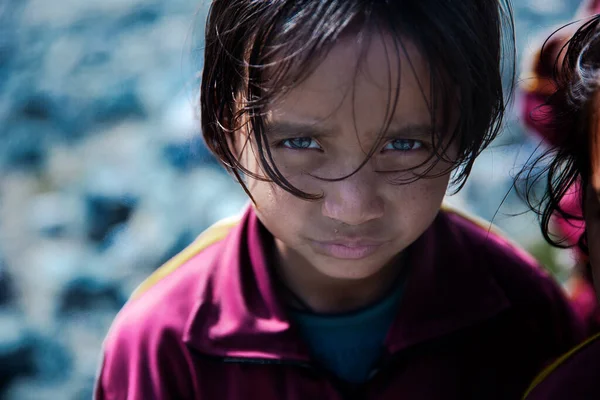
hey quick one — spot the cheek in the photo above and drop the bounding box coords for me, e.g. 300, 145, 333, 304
239, 141, 322, 193
248, 178, 316, 227
387, 174, 450, 218
239, 145, 323, 231
271, 150, 326, 176
393, 168, 450, 196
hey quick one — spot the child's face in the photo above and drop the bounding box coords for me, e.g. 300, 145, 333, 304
236, 32, 457, 280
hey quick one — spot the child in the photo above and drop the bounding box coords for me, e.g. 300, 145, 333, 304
522, 13, 600, 400
519, 0, 600, 335
95, 1, 584, 398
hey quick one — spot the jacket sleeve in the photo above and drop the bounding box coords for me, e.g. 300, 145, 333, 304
546, 277, 587, 354
94, 311, 197, 400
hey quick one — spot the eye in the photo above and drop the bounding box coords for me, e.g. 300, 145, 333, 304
280, 137, 321, 150
383, 139, 423, 152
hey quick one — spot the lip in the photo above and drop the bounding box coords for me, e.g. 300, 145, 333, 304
311, 239, 387, 260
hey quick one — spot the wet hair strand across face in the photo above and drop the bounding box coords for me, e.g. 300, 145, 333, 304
201, 0, 516, 200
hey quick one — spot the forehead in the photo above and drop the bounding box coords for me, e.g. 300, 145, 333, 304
266, 31, 434, 130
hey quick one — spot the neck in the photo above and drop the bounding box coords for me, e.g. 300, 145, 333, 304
272, 239, 404, 314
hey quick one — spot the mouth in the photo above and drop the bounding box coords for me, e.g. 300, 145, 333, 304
310, 239, 387, 260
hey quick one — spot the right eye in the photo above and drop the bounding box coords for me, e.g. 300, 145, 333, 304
280, 137, 321, 150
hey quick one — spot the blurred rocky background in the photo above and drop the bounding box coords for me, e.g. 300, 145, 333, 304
0, 0, 583, 399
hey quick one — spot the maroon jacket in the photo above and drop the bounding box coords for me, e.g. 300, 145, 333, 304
524, 332, 600, 399
95, 206, 583, 399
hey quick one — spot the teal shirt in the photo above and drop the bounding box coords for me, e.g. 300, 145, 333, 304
289, 285, 403, 383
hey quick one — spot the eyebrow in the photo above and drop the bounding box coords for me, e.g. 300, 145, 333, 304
265, 120, 434, 140
383, 124, 434, 140
264, 121, 332, 139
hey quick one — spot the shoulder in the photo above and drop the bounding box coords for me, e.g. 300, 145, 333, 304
524, 332, 600, 399
96, 215, 241, 399
440, 204, 553, 288
438, 204, 583, 339
438, 204, 542, 276
130, 213, 241, 300
110, 213, 240, 338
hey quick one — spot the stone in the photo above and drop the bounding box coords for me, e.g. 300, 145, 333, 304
85, 194, 137, 243
0, 260, 14, 306
89, 82, 147, 125
0, 311, 34, 393
28, 192, 86, 238
2, 378, 85, 400
29, 334, 72, 382
162, 135, 219, 172
113, 4, 162, 31
159, 96, 217, 171
1, 122, 48, 171
58, 276, 125, 315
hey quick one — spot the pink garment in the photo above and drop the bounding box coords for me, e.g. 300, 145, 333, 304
95, 206, 583, 399
554, 186, 586, 250
518, 0, 600, 335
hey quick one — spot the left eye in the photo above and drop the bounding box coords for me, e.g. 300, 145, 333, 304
383, 139, 423, 152
281, 137, 321, 150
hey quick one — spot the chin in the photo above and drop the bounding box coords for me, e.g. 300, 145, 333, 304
314, 261, 385, 281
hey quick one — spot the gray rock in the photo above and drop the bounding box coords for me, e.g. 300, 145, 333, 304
58, 276, 125, 315
0, 318, 71, 386
28, 192, 86, 238
0, 260, 14, 306
88, 81, 147, 125
1, 122, 49, 171
29, 334, 73, 383
2, 378, 87, 400
0, 311, 34, 393
162, 135, 218, 172
85, 194, 138, 244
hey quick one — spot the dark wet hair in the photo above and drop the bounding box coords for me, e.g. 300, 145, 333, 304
519, 14, 600, 254
200, 0, 516, 200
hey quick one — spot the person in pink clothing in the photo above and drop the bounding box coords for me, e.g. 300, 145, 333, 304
520, 0, 600, 335
522, 12, 600, 399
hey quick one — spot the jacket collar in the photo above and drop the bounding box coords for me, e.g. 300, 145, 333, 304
383, 212, 510, 353
184, 206, 510, 361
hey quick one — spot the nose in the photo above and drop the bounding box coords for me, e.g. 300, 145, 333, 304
321, 168, 384, 226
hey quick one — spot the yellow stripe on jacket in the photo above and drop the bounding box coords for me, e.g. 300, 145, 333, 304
523, 331, 600, 399
130, 214, 242, 300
